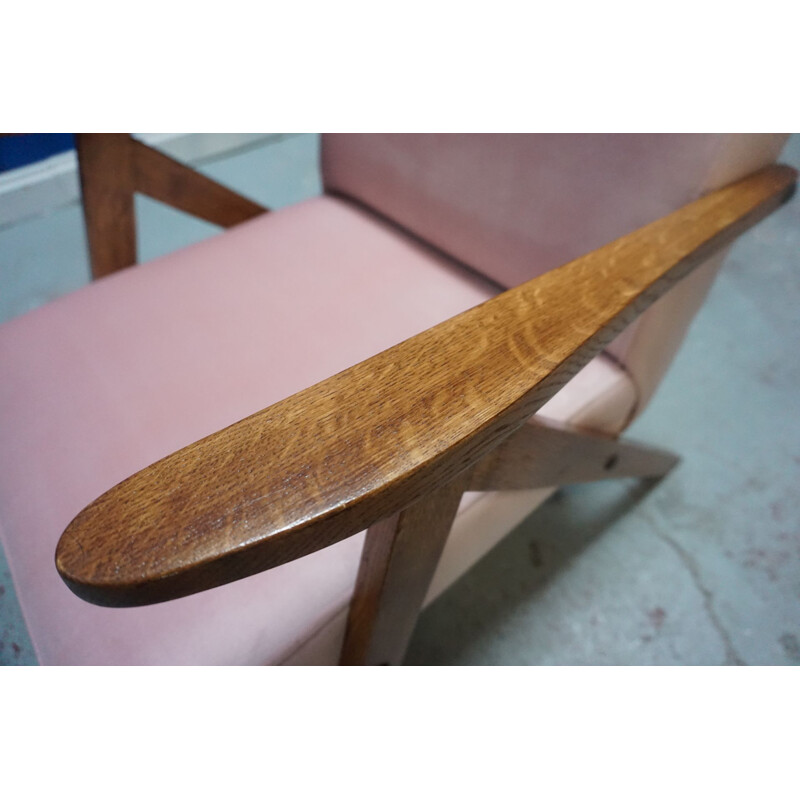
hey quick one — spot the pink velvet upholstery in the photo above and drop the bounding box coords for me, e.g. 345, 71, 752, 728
9, 132, 779, 665
0, 192, 634, 664
322, 134, 788, 411
0, 196, 500, 664
322, 134, 731, 289
0, 186, 638, 664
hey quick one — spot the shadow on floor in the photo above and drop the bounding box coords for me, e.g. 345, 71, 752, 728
405, 477, 663, 665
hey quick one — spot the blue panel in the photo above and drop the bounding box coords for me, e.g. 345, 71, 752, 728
0, 133, 75, 172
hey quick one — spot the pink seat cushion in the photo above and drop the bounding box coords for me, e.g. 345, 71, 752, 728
0, 192, 637, 665
0, 196, 503, 665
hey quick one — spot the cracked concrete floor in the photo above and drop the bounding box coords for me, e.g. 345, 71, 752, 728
1, 134, 799, 665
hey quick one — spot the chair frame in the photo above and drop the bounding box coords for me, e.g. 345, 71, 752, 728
58, 135, 797, 665
75, 133, 267, 279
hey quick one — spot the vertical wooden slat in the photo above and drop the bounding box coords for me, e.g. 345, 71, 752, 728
340, 475, 468, 665
75, 133, 137, 279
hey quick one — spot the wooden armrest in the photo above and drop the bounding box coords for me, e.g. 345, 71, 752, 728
56, 165, 797, 607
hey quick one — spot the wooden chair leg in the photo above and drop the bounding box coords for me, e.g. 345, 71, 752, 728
340, 418, 676, 665
469, 416, 679, 491
75, 134, 137, 280
340, 474, 469, 666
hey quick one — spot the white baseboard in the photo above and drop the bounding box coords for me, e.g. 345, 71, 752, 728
0, 133, 284, 228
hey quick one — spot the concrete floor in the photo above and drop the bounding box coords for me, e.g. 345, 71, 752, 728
1, 134, 798, 665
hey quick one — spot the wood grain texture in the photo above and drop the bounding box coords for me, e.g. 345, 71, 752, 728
340, 474, 469, 665
131, 139, 267, 228
469, 417, 679, 491
75, 134, 137, 279
55, 164, 797, 608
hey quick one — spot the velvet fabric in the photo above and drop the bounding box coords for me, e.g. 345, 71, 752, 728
0, 194, 633, 664
322, 134, 730, 290
322, 134, 788, 411
8, 132, 783, 664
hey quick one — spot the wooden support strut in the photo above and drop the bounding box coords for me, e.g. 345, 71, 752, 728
75, 134, 268, 280
341, 419, 678, 665
468, 416, 680, 492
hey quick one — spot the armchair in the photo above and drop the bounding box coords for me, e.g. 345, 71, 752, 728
0, 134, 794, 665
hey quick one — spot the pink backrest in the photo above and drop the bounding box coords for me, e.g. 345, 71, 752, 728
322, 134, 727, 288
321, 134, 788, 411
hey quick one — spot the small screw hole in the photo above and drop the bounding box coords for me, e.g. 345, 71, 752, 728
604, 454, 618, 471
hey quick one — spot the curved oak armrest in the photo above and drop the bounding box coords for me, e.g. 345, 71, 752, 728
56, 165, 797, 607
